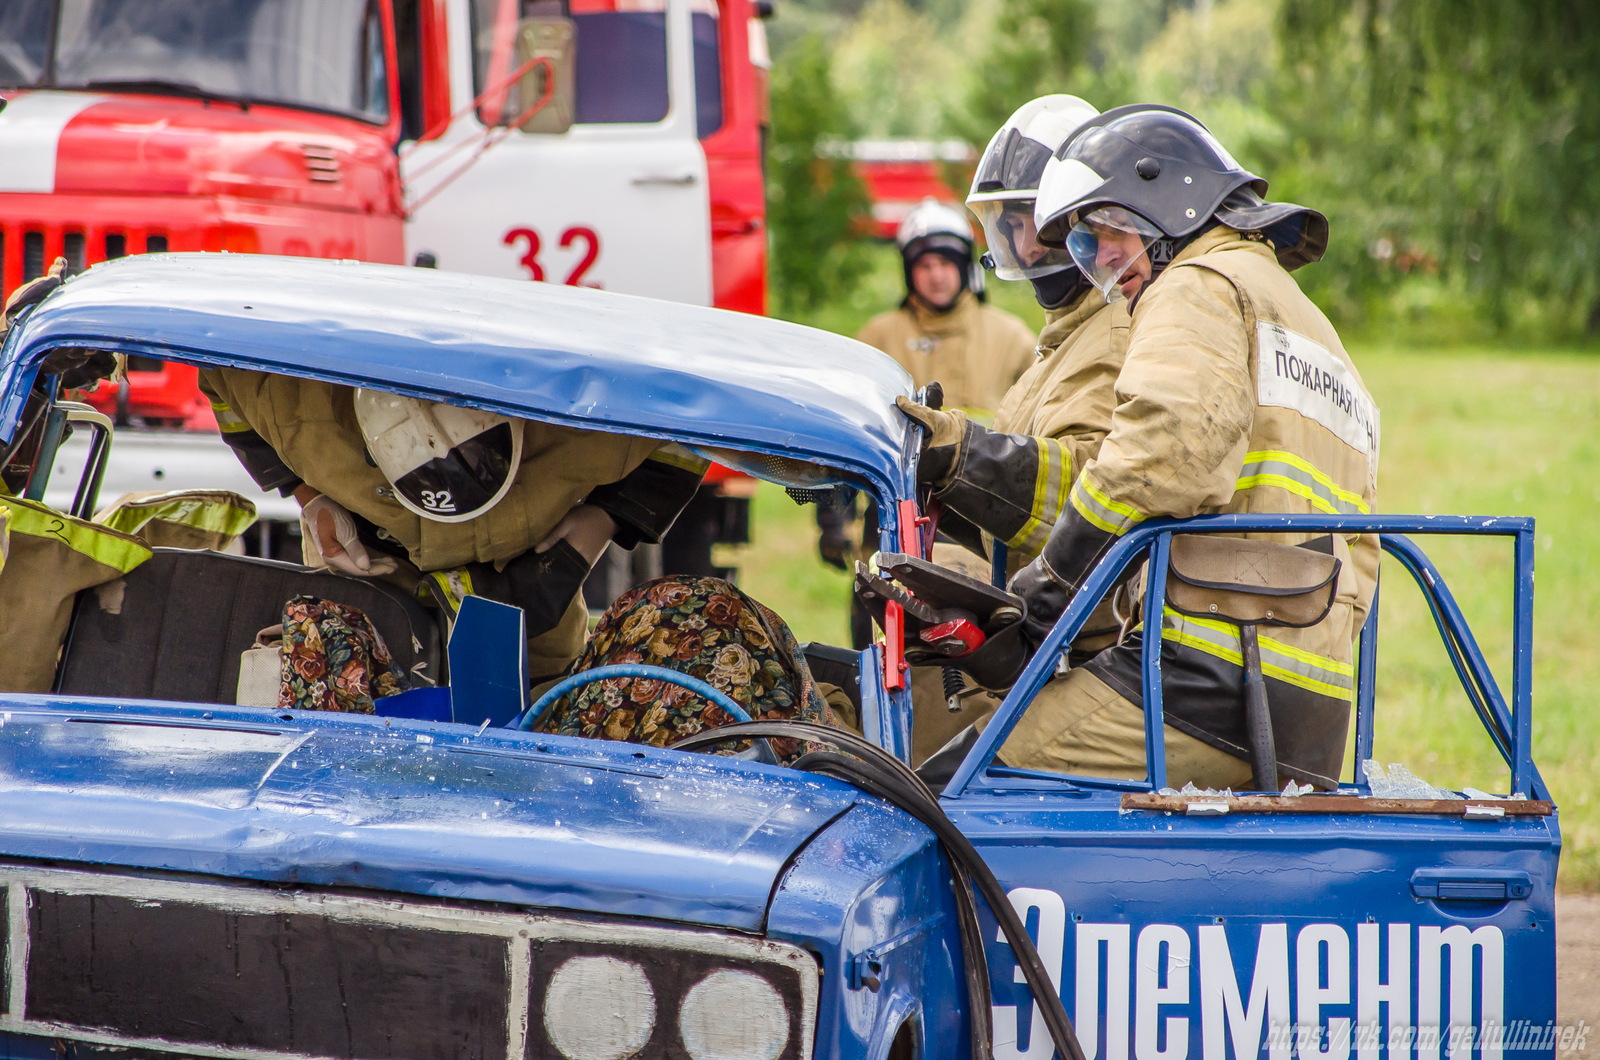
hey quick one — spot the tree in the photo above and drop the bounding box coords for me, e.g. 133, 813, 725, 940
952, 0, 1103, 144
766, 35, 873, 316
1272, 0, 1600, 335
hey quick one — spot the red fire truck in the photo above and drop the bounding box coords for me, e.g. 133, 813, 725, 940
3, 0, 767, 573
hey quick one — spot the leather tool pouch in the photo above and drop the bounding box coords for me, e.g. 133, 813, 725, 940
1164, 535, 1342, 629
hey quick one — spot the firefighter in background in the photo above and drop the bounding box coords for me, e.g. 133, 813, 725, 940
199, 370, 707, 683
819, 199, 1038, 647
928, 105, 1377, 790
858, 199, 1038, 413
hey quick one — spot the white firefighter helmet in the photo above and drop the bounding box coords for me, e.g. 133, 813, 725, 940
966, 94, 1099, 282
353, 391, 523, 524
896, 198, 980, 304
895, 198, 975, 256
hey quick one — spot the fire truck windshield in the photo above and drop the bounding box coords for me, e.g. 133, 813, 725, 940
0, 0, 391, 122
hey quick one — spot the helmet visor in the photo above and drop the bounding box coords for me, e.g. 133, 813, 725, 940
391, 421, 517, 522
969, 198, 1076, 281
1064, 206, 1161, 301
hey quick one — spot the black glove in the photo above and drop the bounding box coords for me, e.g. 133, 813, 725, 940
816, 503, 853, 570
40, 347, 119, 391
1010, 556, 1074, 652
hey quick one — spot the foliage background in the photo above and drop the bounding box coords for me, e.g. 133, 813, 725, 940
764, 0, 1600, 344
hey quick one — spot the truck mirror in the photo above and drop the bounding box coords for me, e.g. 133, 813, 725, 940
515, 18, 576, 135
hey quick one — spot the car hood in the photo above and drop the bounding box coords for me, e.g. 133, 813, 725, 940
0, 699, 859, 932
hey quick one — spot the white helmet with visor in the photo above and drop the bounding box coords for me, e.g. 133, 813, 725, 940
965, 95, 1098, 282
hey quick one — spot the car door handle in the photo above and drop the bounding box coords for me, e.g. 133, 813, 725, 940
1411, 868, 1533, 901
631, 172, 697, 186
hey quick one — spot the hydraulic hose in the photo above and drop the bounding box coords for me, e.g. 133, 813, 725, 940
671, 720, 1085, 1060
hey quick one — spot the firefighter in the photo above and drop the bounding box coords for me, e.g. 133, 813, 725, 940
977, 104, 1378, 791
886, 95, 1135, 761
858, 198, 1038, 415
198, 370, 707, 682
897, 95, 1121, 581
821, 197, 1041, 611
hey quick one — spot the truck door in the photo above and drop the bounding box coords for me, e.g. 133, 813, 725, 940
939, 517, 1558, 1059
403, 0, 714, 305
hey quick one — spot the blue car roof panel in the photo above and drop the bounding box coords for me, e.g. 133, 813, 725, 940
0, 254, 916, 500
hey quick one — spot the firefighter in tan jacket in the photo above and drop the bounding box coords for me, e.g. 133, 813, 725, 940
857, 199, 1037, 417
199, 369, 707, 681
889, 96, 1134, 760
900, 96, 1127, 581
820, 198, 1037, 620
928, 106, 1377, 791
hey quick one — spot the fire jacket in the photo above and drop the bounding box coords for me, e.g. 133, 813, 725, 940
1026, 226, 1380, 787
198, 369, 708, 678
856, 290, 1037, 416
926, 290, 1130, 566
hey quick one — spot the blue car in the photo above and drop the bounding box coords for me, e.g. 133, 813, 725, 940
0, 255, 1558, 1060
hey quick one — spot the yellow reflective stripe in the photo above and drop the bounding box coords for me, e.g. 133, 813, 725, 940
1161, 607, 1354, 699
426, 568, 475, 611
0, 496, 152, 574
99, 494, 258, 539
1005, 437, 1070, 554
0, 507, 11, 573
1236, 450, 1368, 515
648, 442, 712, 475
1069, 471, 1147, 536
210, 399, 252, 434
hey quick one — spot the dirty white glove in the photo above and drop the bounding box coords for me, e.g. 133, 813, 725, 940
301, 493, 398, 577
535, 503, 616, 567
895, 394, 967, 449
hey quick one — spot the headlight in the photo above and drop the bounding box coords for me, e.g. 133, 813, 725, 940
529, 939, 814, 1060
680, 969, 790, 1060
544, 956, 657, 1060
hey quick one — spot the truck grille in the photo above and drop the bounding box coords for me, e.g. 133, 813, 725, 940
1, 225, 170, 298
0, 865, 819, 1060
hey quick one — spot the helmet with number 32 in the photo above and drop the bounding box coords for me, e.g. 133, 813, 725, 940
354, 391, 523, 523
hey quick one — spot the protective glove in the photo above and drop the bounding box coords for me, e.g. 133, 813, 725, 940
301, 493, 398, 577
1009, 554, 1074, 652
2, 257, 67, 328
535, 503, 616, 567
815, 502, 853, 570
895, 394, 968, 489
818, 523, 851, 570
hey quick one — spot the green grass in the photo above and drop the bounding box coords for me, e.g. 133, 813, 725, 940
725, 341, 1600, 891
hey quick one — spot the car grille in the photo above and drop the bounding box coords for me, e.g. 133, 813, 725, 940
0, 866, 819, 1060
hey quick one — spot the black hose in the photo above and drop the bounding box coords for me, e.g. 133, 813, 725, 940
671, 721, 1085, 1060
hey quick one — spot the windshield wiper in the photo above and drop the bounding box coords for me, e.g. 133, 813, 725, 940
79, 79, 247, 105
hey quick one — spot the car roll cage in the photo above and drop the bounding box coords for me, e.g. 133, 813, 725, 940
938, 513, 1546, 802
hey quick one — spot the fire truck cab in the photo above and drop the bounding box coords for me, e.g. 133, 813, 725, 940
401, 0, 769, 314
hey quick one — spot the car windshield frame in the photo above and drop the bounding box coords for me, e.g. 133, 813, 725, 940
0, 0, 393, 125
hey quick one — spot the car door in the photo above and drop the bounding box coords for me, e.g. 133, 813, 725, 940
403, 0, 714, 305
939, 517, 1559, 1060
